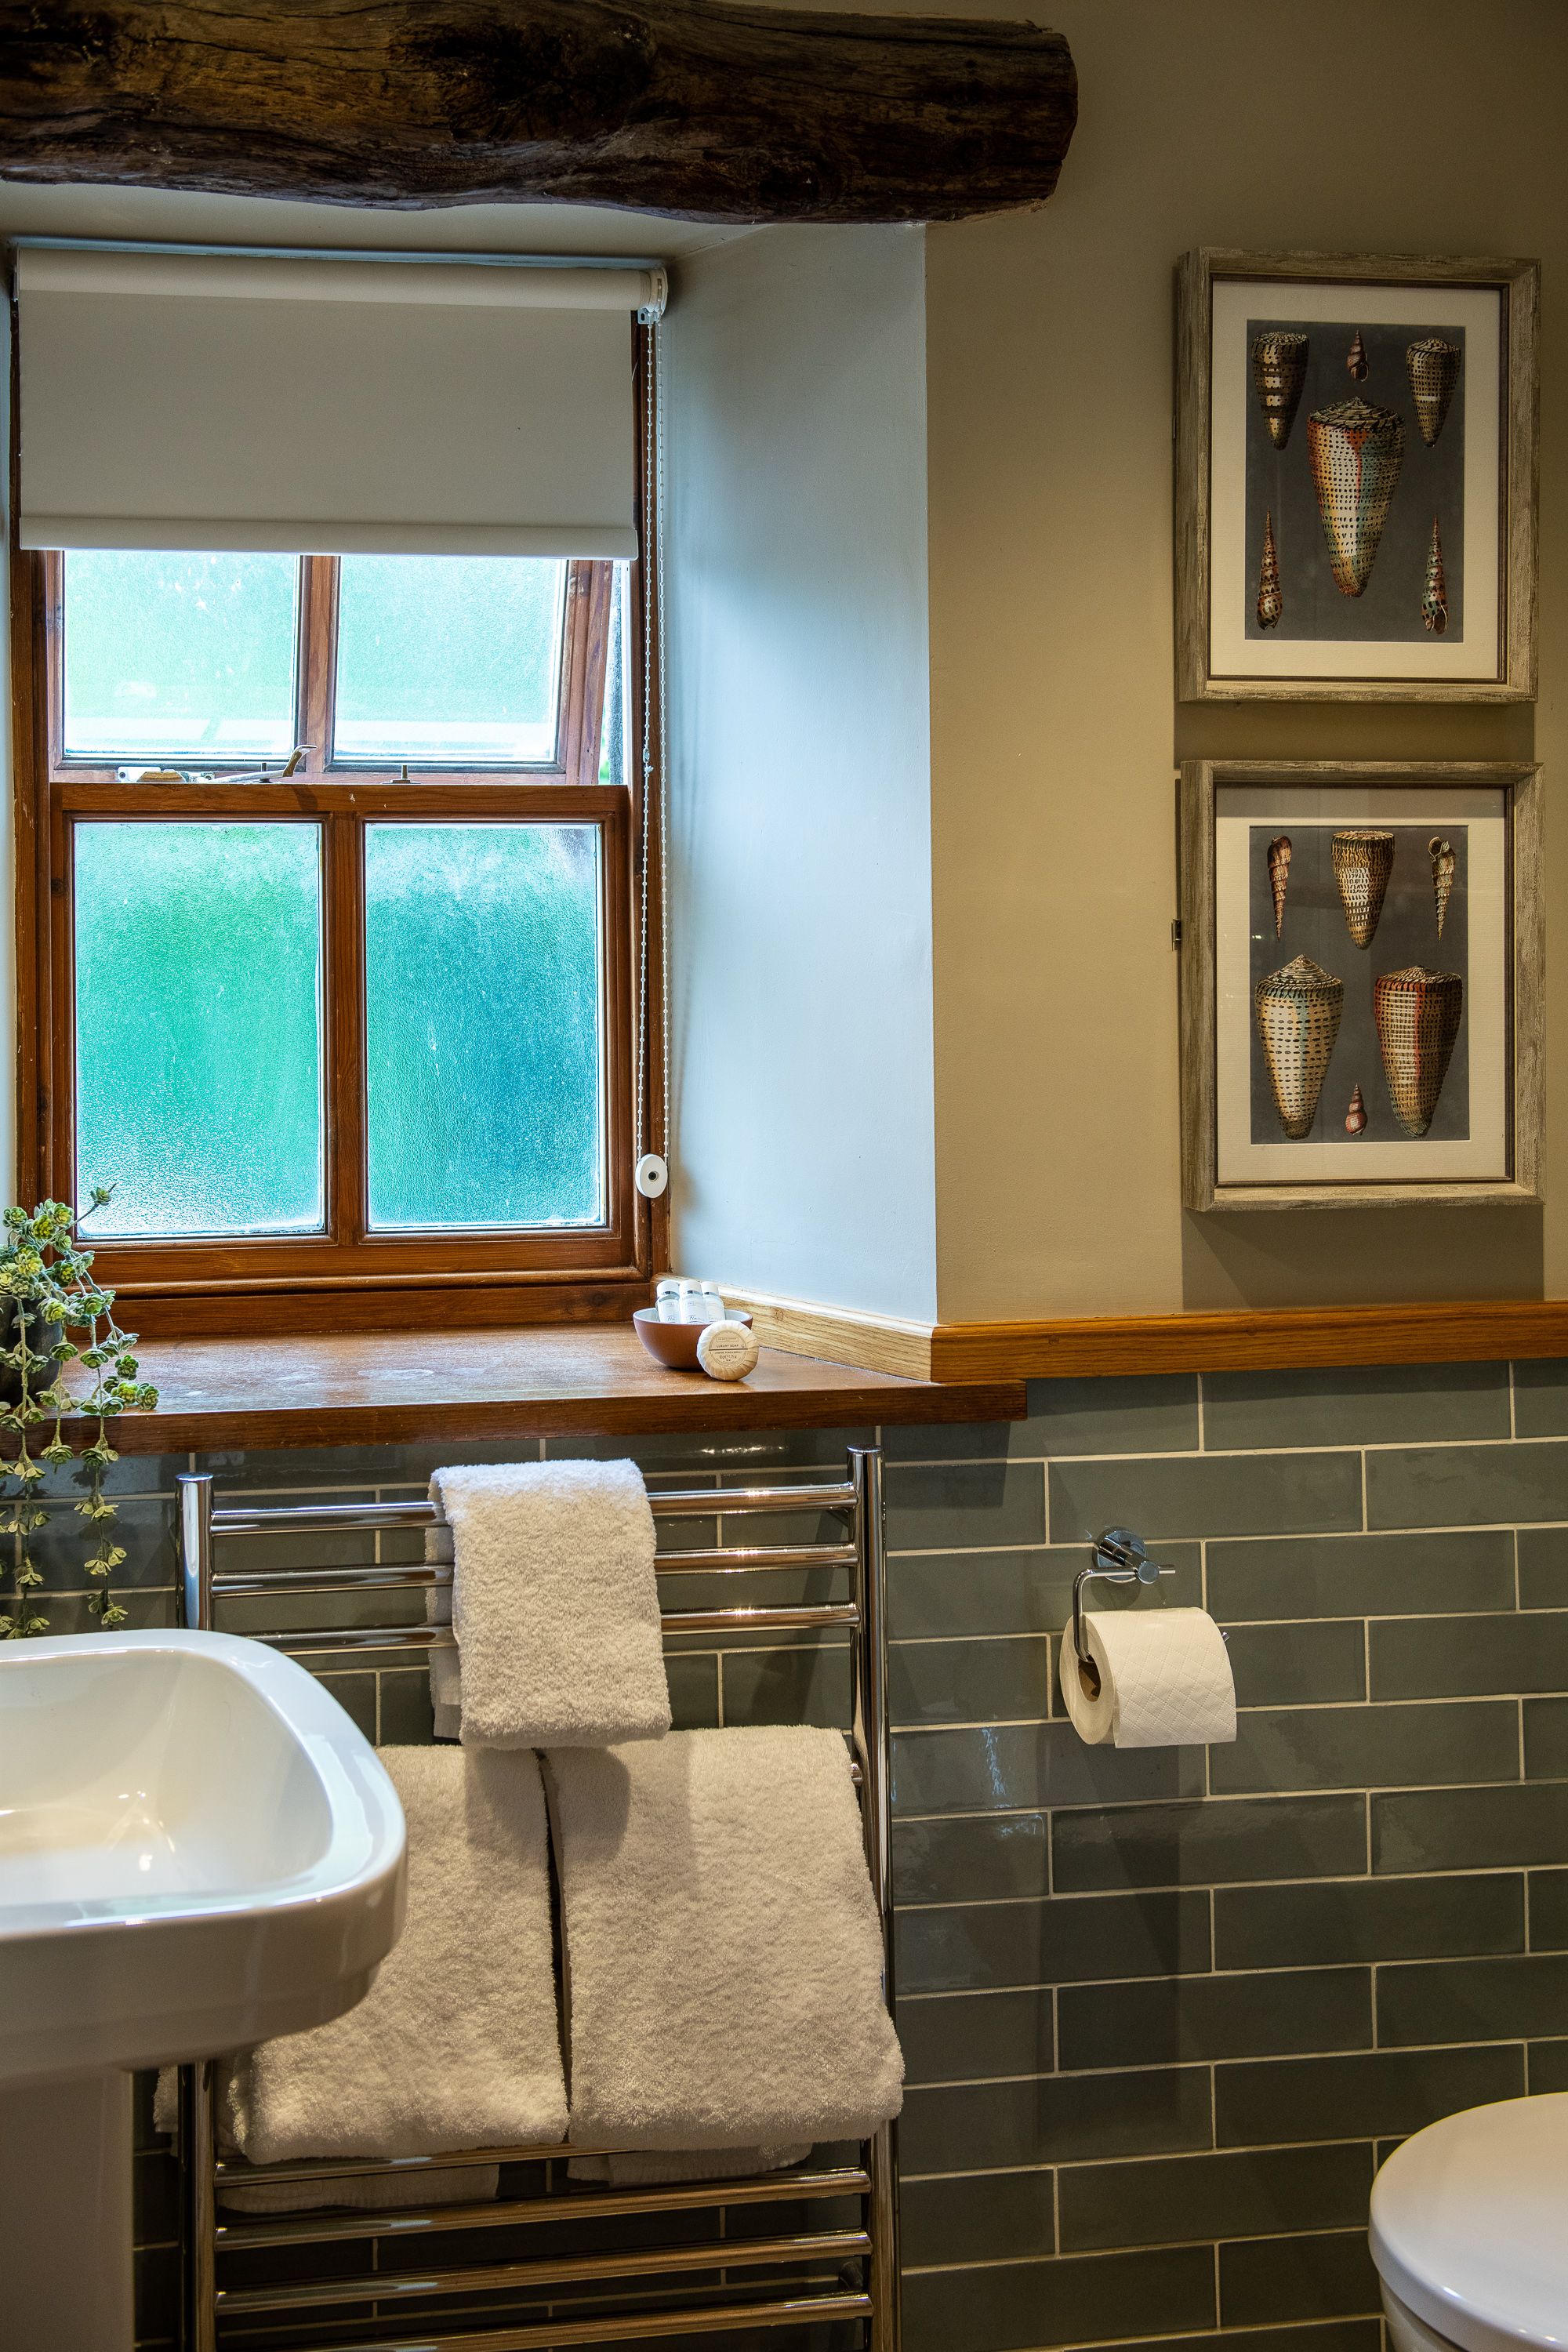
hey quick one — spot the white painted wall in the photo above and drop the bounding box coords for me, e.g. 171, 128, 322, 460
663, 225, 937, 1321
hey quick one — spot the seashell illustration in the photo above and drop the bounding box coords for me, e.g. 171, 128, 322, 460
1267, 834, 1292, 937
1406, 337, 1462, 447
1345, 1084, 1367, 1136
1251, 331, 1309, 450
1429, 835, 1457, 938
1257, 510, 1283, 630
1422, 514, 1448, 636
1331, 829, 1395, 948
1374, 967, 1464, 1138
1256, 954, 1344, 1140
1347, 328, 1370, 382
1307, 397, 1406, 596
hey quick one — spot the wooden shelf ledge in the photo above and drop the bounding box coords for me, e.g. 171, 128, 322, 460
56, 1325, 1026, 1454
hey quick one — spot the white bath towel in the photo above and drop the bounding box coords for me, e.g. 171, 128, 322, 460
427, 1460, 670, 1748
228, 1745, 567, 2165
545, 1728, 903, 2153
152, 2067, 501, 2212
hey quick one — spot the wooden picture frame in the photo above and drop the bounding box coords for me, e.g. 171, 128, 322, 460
1178, 760, 1542, 1212
1176, 249, 1538, 702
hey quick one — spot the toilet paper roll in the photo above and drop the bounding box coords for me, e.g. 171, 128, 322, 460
1059, 1606, 1236, 1748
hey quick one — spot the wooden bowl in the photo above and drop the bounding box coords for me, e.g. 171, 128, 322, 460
633, 1307, 753, 1370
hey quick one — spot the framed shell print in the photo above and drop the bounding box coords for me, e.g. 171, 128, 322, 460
1176, 250, 1538, 701
1179, 760, 1542, 1210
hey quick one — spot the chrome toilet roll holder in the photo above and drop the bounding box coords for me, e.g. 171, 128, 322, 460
1071, 1528, 1174, 1697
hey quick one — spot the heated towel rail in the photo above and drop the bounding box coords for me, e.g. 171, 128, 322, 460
174, 1447, 899, 2352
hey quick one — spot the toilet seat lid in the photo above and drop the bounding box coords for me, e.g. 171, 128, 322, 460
1371, 2093, 1568, 2352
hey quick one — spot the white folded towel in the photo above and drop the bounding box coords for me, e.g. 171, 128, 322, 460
427, 1460, 670, 1748
545, 1728, 903, 2154
227, 1745, 568, 2165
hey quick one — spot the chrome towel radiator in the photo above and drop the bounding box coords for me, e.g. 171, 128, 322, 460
174, 1447, 899, 2352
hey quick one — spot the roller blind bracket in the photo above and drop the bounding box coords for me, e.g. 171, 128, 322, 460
637, 269, 670, 325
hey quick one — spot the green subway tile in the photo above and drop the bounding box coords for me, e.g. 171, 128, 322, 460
880, 1421, 1018, 1461
547, 1426, 872, 1471
899, 2171, 1054, 2269
901, 2066, 1212, 2176
1209, 1701, 1519, 1795
1367, 1440, 1568, 1530
376, 1670, 435, 1746
1228, 1620, 1367, 1706
886, 1462, 1045, 1552
895, 1813, 1049, 1906
1027, 1374, 1201, 1457
1528, 2038, 1568, 2094
665, 1651, 720, 1730
895, 1889, 1210, 1995
1525, 1695, 1568, 1777
1050, 1451, 1363, 1544
1519, 1527, 1568, 1607
1203, 1363, 1509, 1452
1528, 1868, 1568, 1948
134, 2243, 180, 2344
1377, 1952, 1568, 2046
1371, 1611, 1568, 1700
890, 1545, 1201, 1639
719, 1640, 848, 1727
903, 2245, 1214, 2352
313, 1671, 376, 1741
133, 2146, 180, 2246
1058, 2142, 1374, 2254
900, 1989, 1052, 2085
1216, 1872, 1524, 1969
1207, 1530, 1515, 1624
31, 1496, 174, 1592
1374, 1784, 1568, 1873
1220, 2229, 1381, 2325
892, 1722, 1203, 1816
1058, 1967, 1370, 2071
1215, 2044, 1524, 2147
891, 1638, 1051, 1729
1512, 1360, 1568, 1438
1052, 1795, 1367, 1893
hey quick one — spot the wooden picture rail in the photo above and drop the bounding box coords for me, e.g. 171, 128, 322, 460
0, 0, 1077, 225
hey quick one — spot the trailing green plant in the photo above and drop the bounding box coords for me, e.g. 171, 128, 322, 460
1, 1193, 158, 1638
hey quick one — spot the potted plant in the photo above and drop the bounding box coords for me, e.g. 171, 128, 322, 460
1, 1193, 158, 1637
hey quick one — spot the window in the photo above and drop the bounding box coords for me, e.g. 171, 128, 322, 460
16, 546, 652, 1327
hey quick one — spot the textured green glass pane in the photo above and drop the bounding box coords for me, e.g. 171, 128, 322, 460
62, 552, 299, 761
365, 824, 602, 1230
335, 557, 566, 764
74, 824, 324, 1237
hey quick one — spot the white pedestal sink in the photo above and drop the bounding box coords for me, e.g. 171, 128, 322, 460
0, 1629, 407, 2350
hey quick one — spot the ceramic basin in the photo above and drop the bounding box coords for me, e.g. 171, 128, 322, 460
0, 1627, 407, 2088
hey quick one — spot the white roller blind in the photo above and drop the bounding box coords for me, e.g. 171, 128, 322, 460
16, 247, 661, 557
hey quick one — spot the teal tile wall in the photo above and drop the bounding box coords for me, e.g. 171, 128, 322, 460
79, 1361, 1568, 2350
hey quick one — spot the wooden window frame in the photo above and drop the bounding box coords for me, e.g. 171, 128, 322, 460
10, 535, 664, 1338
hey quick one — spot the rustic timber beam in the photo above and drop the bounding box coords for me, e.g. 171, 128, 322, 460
0, 1, 1076, 226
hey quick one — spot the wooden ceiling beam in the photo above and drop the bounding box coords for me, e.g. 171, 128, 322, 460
0, 0, 1077, 226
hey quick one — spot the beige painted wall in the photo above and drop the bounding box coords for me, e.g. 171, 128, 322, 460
924, 0, 1566, 1318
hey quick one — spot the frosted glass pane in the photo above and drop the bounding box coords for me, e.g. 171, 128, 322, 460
365, 824, 602, 1230
74, 824, 324, 1237
335, 557, 566, 764
62, 552, 299, 761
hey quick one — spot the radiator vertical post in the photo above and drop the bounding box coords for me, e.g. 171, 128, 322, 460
179, 2058, 218, 2352
850, 1446, 901, 2352
177, 1472, 215, 1632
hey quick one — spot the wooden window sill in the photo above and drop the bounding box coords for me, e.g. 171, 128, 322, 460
58, 1325, 1026, 1454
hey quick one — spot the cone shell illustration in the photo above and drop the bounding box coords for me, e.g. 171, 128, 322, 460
1331, 829, 1396, 949
1406, 338, 1462, 447
1429, 835, 1457, 938
1251, 332, 1309, 449
1347, 328, 1370, 382
1267, 834, 1292, 937
1375, 967, 1464, 1139
1257, 510, 1283, 630
1307, 398, 1406, 597
1345, 1084, 1367, 1136
1422, 515, 1448, 636
1256, 955, 1344, 1141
